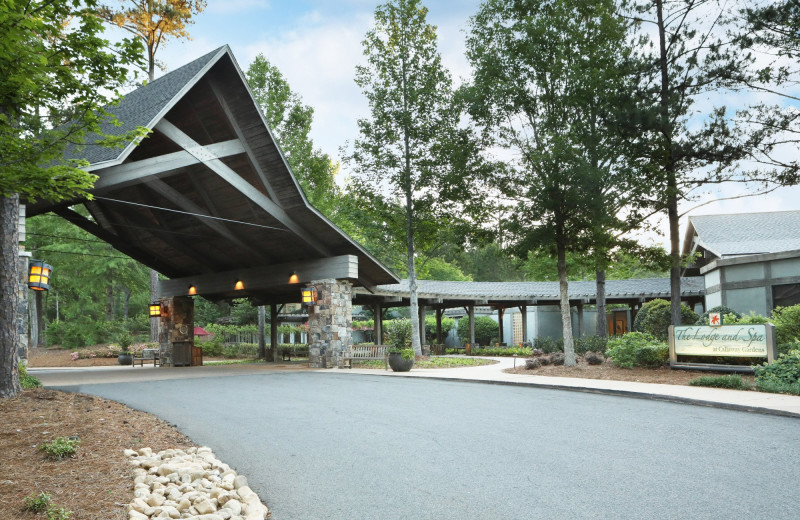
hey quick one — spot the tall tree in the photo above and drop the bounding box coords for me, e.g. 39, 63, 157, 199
99, 0, 206, 82
465, 0, 646, 365
245, 54, 339, 216
99, 0, 206, 342
0, 0, 143, 397
346, 0, 469, 356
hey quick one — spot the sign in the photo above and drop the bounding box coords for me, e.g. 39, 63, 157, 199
673, 325, 769, 357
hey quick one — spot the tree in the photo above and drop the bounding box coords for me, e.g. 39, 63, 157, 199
1, 0, 143, 397
245, 54, 339, 216
99, 0, 206, 82
465, 0, 646, 365
346, 0, 472, 356
99, 0, 206, 342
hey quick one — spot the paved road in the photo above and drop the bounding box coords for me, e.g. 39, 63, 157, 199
54, 372, 800, 520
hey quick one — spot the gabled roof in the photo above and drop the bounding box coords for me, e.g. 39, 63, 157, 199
70, 47, 225, 168
30, 45, 398, 302
355, 277, 706, 304
684, 210, 800, 258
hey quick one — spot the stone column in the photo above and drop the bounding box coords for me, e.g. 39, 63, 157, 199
158, 296, 194, 367
308, 279, 352, 368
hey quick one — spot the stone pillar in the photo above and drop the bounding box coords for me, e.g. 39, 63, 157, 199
308, 279, 352, 368
158, 296, 194, 367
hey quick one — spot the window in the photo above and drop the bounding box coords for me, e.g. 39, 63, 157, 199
773, 283, 800, 309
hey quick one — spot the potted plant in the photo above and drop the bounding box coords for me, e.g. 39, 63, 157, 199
116, 332, 134, 365
384, 319, 414, 372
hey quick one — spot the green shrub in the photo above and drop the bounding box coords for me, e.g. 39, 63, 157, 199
39, 437, 80, 460
771, 304, 800, 345
753, 349, 800, 386
384, 319, 412, 351
471, 346, 532, 357
533, 336, 563, 353
574, 335, 608, 355
457, 316, 499, 345
606, 332, 667, 368
754, 379, 800, 396
24, 492, 52, 512
20, 364, 42, 389
689, 374, 752, 390
633, 299, 698, 340
424, 315, 456, 340
198, 335, 224, 357
46, 507, 72, 520
696, 305, 742, 325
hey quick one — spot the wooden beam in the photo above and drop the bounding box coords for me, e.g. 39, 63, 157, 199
154, 119, 332, 257
207, 77, 281, 202
158, 255, 359, 297
93, 140, 244, 191
468, 305, 475, 346
144, 177, 271, 263
53, 207, 177, 277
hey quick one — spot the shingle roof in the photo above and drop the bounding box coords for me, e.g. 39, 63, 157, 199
66, 46, 226, 167
364, 277, 705, 301
688, 210, 800, 257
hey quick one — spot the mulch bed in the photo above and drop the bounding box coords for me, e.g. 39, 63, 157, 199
0, 389, 195, 520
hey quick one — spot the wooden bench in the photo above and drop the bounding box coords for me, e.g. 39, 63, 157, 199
133, 348, 160, 367
341, 345, 389, 370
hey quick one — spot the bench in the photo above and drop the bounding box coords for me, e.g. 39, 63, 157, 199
133, 348, 160, 367
341, 345, 389, 370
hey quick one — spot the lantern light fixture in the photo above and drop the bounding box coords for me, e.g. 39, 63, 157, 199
188, 284, 197, 296
28, 260, 53, 291
301, 287, 318, 306
149, 302, 162, 317
234, 279, 245, 291
288, 272, 299, 284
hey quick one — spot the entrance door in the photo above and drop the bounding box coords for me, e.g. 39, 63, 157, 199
606, 311, 629, 336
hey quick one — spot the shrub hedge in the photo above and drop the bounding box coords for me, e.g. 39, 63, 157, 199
632, 299, 698, 340
605, 332, 668, 368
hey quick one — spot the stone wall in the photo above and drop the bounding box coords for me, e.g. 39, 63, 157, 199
307, 279, 352, 368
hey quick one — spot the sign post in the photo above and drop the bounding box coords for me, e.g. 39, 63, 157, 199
669, 324, 776, 372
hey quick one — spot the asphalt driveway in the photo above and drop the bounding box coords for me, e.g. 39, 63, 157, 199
52, 371, 800, 520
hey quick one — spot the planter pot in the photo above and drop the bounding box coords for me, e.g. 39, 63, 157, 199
388, 352, 414, 372
118, 353, 133, 365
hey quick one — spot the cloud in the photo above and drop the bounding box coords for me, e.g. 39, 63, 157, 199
206, 0, 271, 15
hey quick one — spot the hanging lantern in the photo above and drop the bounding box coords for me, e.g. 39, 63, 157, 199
288, 272, 299, 284
188, 284, 197, 296
301, 287, 318, 306
149, 302, 162, 317
234, 279, 245, 290
28, 260, 53, 291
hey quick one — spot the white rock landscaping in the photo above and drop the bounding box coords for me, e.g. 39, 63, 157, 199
124, 447, 269, 520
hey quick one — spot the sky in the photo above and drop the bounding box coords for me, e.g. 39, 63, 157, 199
103, 0, 800, 251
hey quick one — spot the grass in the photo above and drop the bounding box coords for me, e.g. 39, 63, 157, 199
755, 379, 800, 395
688, 374, 752, 390
354, 356, 497, 369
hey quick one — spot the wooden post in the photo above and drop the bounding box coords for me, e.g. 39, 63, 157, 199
497, 307, 505, 345
520, 305, 528, 344
258, 305, 266, 359
468, 304, 475, 346
374, 303, 383, 345
270, 304, 279, 362
577, 302, 584, 338
435, 308, 443, 345
419, 303, 426, 347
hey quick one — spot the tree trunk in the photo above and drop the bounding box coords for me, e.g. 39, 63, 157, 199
557, 238, 576, 366
655, 0, 682, 327
149, 269, 158, 342
122, 286, 130, 320
105, 284, 114, 321
35, 290, 44, 347
257, 305, 266, 360
1, 195, 22, 398
595, 269, 607, 338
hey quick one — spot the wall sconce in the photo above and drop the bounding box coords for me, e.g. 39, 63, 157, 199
288, 272, 299, 284
28, 260, 53, 291
149, 302, 162, 317
188, 284, 197, 296
301, 287, 318, 306
234, 279, 245, 290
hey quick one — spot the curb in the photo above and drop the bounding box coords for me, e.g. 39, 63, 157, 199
324, 371, 800, 419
